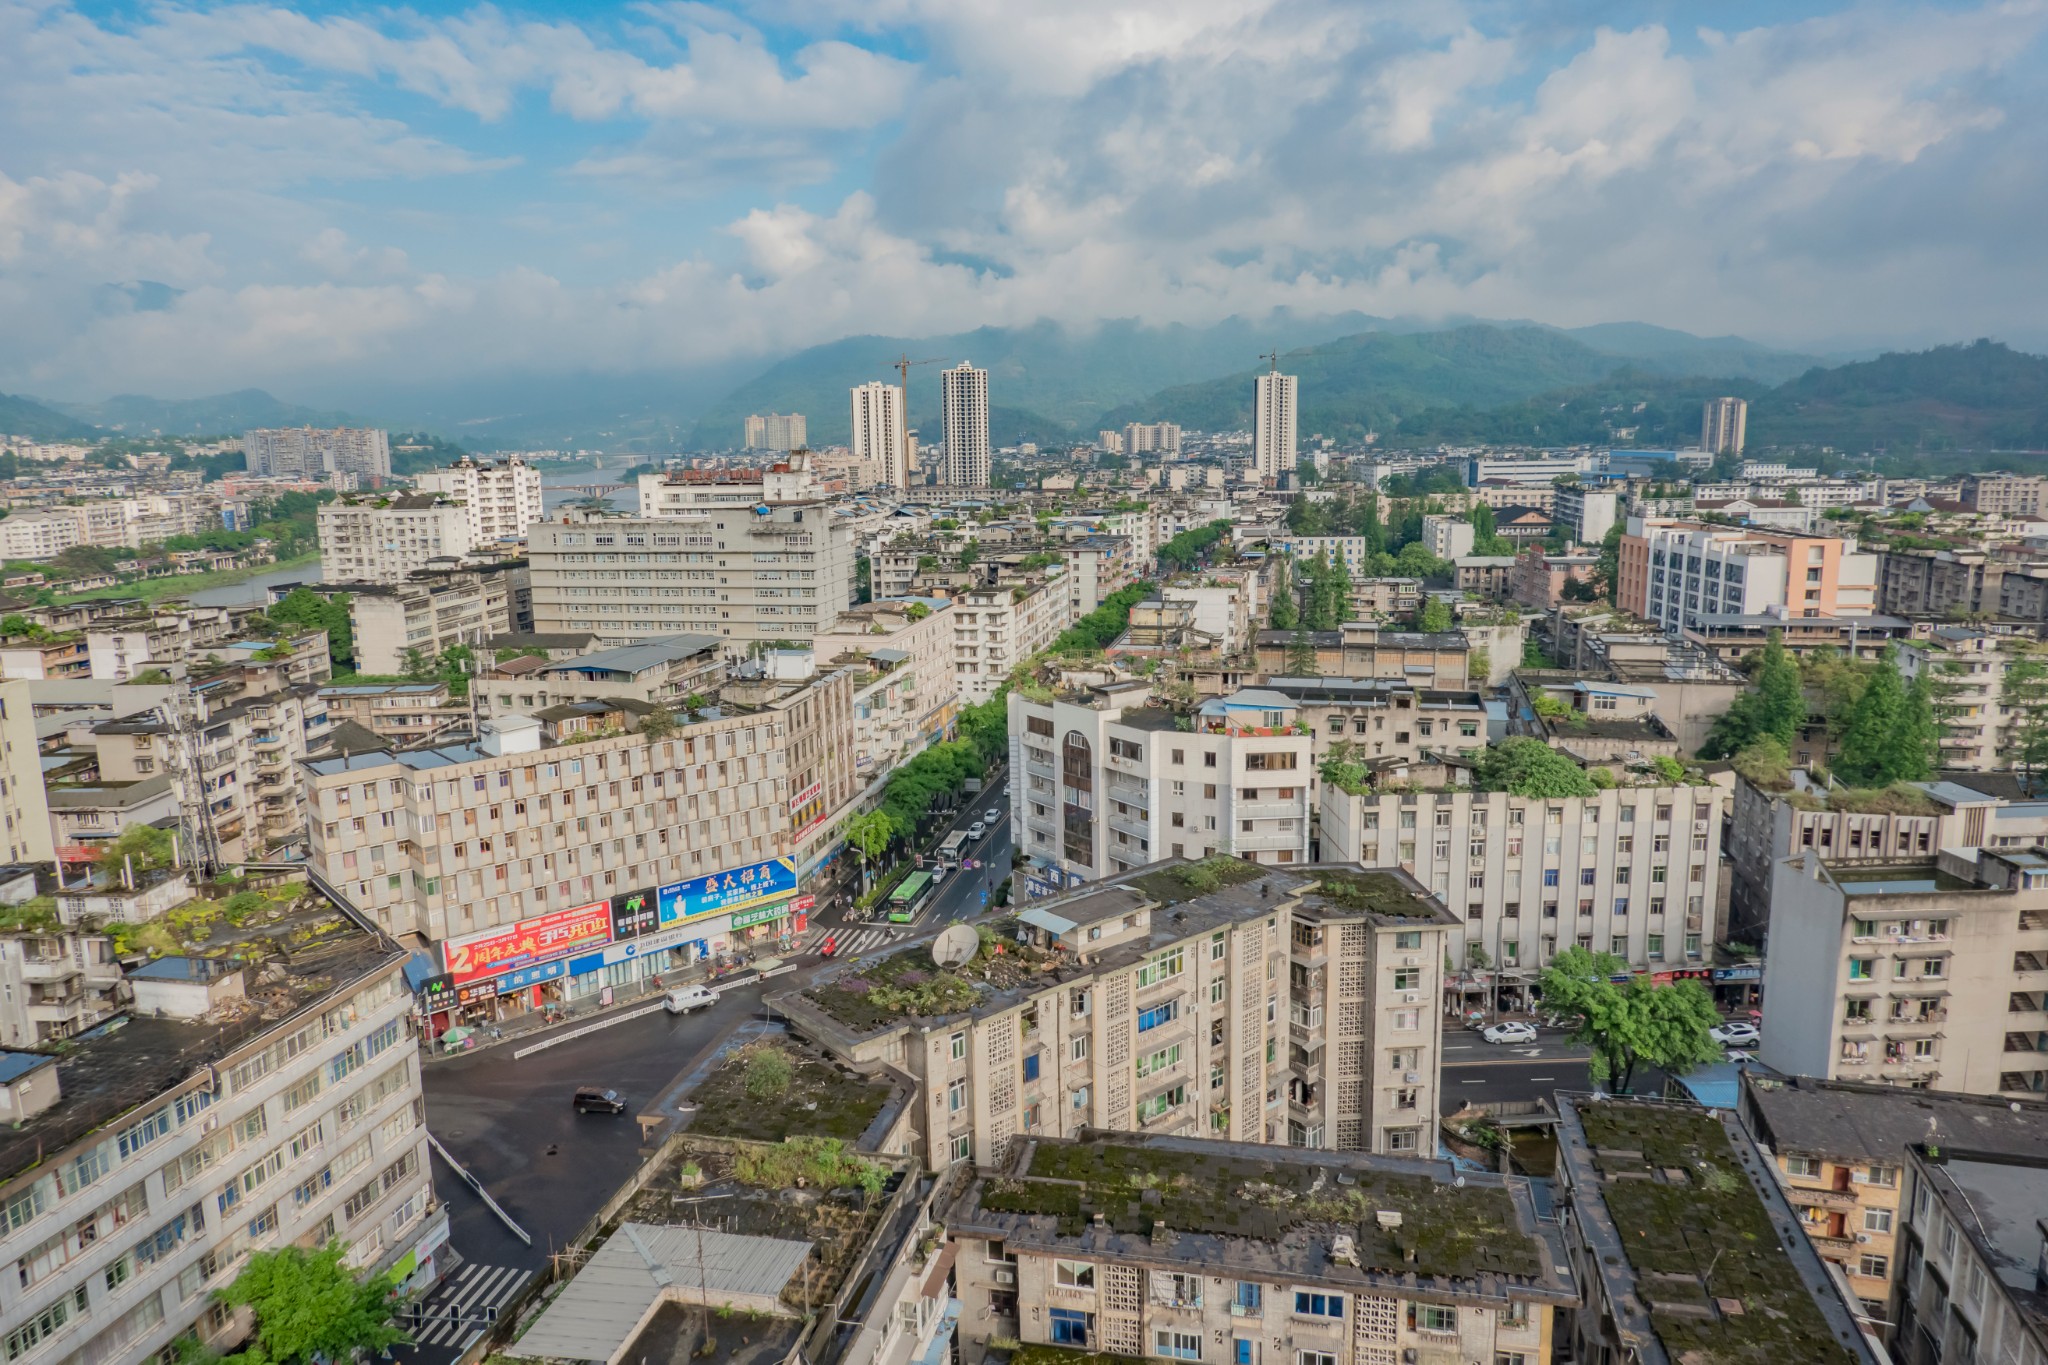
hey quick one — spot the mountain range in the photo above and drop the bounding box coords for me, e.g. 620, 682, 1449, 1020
3, 318, 2043, 458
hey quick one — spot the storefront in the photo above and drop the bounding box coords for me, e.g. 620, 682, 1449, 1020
424, 857, 805, 1025
1711, 961, 1763, 1011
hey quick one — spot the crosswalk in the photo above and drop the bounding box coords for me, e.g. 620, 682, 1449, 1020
401, 1262, 530, 1352
827, 927, 902, 958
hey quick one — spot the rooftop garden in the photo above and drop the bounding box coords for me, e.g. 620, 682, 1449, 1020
978, 1141, 1540, 1281
687, 1042, 891, 1144
1576, 1103, 1858, 1365
1301, 869, 1441, 921
805, 922, 1059, 1032
1127, 855, 1268, 905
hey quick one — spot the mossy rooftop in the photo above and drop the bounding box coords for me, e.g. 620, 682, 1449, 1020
1560, 1098, 1870, 1365
952, 1134, 1571, 1300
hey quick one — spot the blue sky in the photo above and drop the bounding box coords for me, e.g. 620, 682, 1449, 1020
3, 0, 2046, 401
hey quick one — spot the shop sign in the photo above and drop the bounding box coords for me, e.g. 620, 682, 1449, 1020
612, 889, 658, 940
566, 922, 702, 975
500, 958, 571, 990
730, 903, 790, 930
791, 895, 817, 915
455, 979, 498, 1006
418, 974, 455, 1011
1712, 964, 1763, 983
658, 857, 797, 925
443, 901, 614, 987
788, 781, 823, 812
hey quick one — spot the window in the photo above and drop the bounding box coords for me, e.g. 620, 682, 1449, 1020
1858, 1253, 1889, 1279
1293, 1292, 1345, 1318
1072, 1036, 1090, 1061
1137, 1000, 1179, 1032
1393, 968, 1419, 991
950, 1032, 966, 1060
1136, 1086, 1187, 1121
1417, 1304, 1458, 1334
950, 1135, 972, 1163
1156, 1331, 1200, 1361
1385, 1128, 1419, 1153
1233, 1282, 1263, 1315
947, 1079, 967, 1113
1393, 931, 1421, 950
1864, 1207, 1894, 1234
1297, 1354, 1337, 1365
1785, 1155, 1820, 1178
1137, 948, 1184, 988
1023, 1054, 1040, 1082
1392, 1009, 1419, 1031
1235, 1341, 1255, 1365
1136, 1044, 1184, 1078
1050, 1309, 1090, 1346
1056, 1260, 1097, 1289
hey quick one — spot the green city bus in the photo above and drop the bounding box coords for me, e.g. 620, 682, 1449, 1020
888, 870, 937, 924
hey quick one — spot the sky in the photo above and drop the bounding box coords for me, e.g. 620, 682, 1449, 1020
3, 0, 2047, 403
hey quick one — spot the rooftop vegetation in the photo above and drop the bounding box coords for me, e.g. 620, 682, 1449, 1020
687, 1043, 890, 1144
1127, 855, 1267, 904
979, 1141, 1540, 1281
1577, 1103, 1858, 1365
1302, 869, 1441, 921
805, 922, 1054, 1032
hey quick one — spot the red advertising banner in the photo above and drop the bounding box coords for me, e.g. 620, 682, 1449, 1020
443, 901, 613, 987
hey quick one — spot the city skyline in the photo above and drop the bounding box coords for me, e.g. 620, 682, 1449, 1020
4, 0, 2047, 405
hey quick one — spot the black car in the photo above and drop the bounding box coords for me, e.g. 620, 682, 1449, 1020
572, 1086, 626, 1114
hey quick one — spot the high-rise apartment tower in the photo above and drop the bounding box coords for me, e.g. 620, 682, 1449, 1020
941, 362, 990, 487
1254, 371, 1297, 478
849, 382, 908, 491
1701, 396, 1748, 455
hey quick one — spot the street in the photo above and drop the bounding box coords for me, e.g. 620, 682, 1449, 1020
1440, 1028, 1670, 1113
813, 771, 1013, 958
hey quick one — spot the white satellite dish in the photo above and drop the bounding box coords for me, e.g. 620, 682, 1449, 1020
932, 924, 980, 969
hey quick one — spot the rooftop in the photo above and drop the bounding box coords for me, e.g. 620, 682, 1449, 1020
952, 1134, 1571, 1300
1916, 1147, 2048, 1342
541, 633, 723, 678
1558, 1096, 1872, 1365
1743, 1073, 2048, 1165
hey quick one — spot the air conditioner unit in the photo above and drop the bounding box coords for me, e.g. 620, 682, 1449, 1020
1403, 1071, 1421, 1085
1402, 955, 1419, 967
1403, 992, 1418, 1004
993, 1267, 1017, 1286
1856, 1234, 1872, 1244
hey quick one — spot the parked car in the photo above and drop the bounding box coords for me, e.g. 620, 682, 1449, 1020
1709, 1021, 1761, 1047
1482, 1021, 1538, 1045
984, 808, 1002, 823
967, 821, 987, 840
663, 986, 715, 1015
572, 1086, 627, 1114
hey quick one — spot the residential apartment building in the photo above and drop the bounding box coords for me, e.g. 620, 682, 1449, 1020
526, 508, 856, 648
245, 425, 392, 482
0, 925, 122, 1048
1553, 484, 1619, 544
637, 458, 825, 515
1420, 514, 1474, 560
317, 495, 475, 585
1555, 1095, 1884, 1365
0, 908, 441, 1365
1701, 396, 1749, 455
1249, 622, 1470, 689
813, 598, 959, 778
318, 682, 468, 746
1899, 628, 2029, 771
942, 363, 990, 487
1893, 1134, 2048, 1365
499, 635, 727, 715
1058, 536, 1135, 616
1321, 780, 1723, 976
1761, 846, 2048, 1098
1960, 472, 2048, 517
850, 382, 908, 491
1121, 421, 1181, 455
1618, 517, 1879, 632
1011, 684, 1313, 888
348, 566, 521, 675
1876, 549, 2012, 619
1253, 371, 1297, 479
1739, 1073, 2048, 1326
744, 412, 807, 451
954, 573, 1074, 705
774, 860, 1458, 1162
301, 708, 806, 979
1260, 677, 1488, 795
413, 455, 544, 546
944, 1133, 1571, 1365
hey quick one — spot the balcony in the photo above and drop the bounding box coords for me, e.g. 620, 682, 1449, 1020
18, 956, 78, 984
1234, 828, 1303, 852
1887, 1009, 1947, 1029
1806, 1232, 1858, 1259
1786, 1185, 1861, 1214
1025, 759, 1056, 783
1234, 800, 1302, 819
1107, 811, 1151, 841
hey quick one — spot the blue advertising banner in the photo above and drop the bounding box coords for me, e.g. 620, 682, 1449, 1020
657, 857, 798, 926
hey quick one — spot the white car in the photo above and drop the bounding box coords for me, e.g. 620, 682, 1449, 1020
663, 986, 715, 1015
1709, 1021, 1760, 1047
1482, 1021, 1538, 1045
984, 808, 1002, 823
967, 821, 987, 840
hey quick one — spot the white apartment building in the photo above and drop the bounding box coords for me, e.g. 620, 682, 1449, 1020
1896, 1141, 2048, 1365
0, 920, 441, 1365
812, 597, 959, 777
1467, 453, 1595, 485
1265, 534, 1371, 575
245, 426, 392, 482
349, 568, 520, 675
954, 573, 1074, 704
744, 413, 807, 451
1011, 685, 1313, 888
1320, 781, 1725, 976
527, 508, 855, 648
413, 455, 544, 546
1761, 846, 2048, 1098
1899, 628, 2021, 772
1253, 371, 1297, 479
317, 495, 475, 586
1553, 485, 1620, 544
942, 363, 990, 487
778, 860, 1457, 1161
850, 382, 908, 492
1122, 421, 1181, 455
0, 511, 82, 562
637, 456, 825, 516
0, 924, 123, 1048
1702, 396, 1749, 455
1420, 514, 1474, 560
1621, 518, 1878, 632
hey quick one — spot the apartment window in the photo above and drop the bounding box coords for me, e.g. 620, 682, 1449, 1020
950, 1032, 966, 1060
1156, 1332, 1201, 1361
1393, 1009, 1419, 1031
947, 1079, 966, 1113
1417, 1305, 1458, 1334
950, 1135, 971, 1163
1385, 1128, 1420, 1153
1234, 1283, 1264, 1315
1858, 1254, 1889, 1279
1785, 1154, 1820, 1178
1056, 1260, 1097, 1289
1297, 1354, 1336, 1365
1050, 1309, 1090, 1346
1072, 1036, 1090, 1061
1864, 1207, 1894, 1234
1293, 1292, 1345, 1318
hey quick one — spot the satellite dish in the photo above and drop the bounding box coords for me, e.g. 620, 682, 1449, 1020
933, 924, 980, 969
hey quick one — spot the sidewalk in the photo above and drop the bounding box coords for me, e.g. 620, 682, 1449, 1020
420, 938, 823, 1067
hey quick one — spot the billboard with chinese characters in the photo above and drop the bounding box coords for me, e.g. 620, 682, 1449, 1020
443, 901, 614, 987
611, 888, 658, 940
657, 857, 797, 926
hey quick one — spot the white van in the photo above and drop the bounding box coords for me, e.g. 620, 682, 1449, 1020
664, 986, 716, 1015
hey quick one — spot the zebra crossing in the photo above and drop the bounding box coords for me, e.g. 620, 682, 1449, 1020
828, 927, 902, 958
401, 1262, 530, 1353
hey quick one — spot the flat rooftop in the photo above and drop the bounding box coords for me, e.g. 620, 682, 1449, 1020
1918, 1147, 2048, 1342
0, 885, 403, 1184
1744, 1073, 2048, 1166
952, 1133, 1572, 1301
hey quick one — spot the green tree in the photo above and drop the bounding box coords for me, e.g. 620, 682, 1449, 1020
842, 810, 894, 895
1700, 630, 1804, 759
1417, 598, 1453, 634
1835, 645, 1927, 785
2001, 650, 2048, 788
957, 540, 980, 568
638, 707, 679, 743
1469, 503, 1496, 543
1285, 629, 1320, 677
1729, 736, 1792, 789
1594, 523, 1623, 604
1893, 671, 1938, 783
1537, 947, 1722, 1093
96, 823, 176, 880
400, 646, 433, 680
1475, 738, 1597, 797
1393, 542, 1449, 580
266, 587, 352, 665
213, 1242, 409, 1365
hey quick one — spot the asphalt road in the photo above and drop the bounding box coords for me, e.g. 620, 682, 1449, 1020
811, 771, 1013, 955
1440, 1027, 1670, 1114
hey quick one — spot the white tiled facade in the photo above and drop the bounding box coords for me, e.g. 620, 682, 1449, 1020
317, 499, 475, 585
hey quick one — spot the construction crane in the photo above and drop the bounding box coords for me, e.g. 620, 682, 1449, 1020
891, 355, 945, 487
1260, 348, 1280, 373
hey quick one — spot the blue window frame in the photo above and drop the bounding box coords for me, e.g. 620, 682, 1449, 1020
1138, 1000, 1178, 1032
1050, 1310, 1090, 1346
1024, 1054, 1040, 1082
1542, 869, 1559, 887
1234, 1341, 1253, 1365
1293, 1292, 1345, 1318
1234, 1283, 1263, 1312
